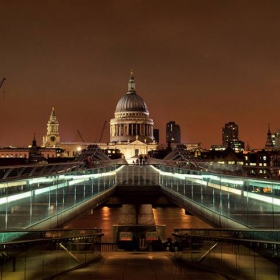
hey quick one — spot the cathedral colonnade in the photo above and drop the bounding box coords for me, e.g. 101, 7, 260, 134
111, 124, 153, 138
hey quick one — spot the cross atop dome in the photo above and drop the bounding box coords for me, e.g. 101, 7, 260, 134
128, 69, 136, 93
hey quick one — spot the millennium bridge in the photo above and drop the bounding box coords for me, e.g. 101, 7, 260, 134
0, 146, 280, 279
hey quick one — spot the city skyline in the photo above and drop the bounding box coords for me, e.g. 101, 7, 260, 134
1, 1, 280, 149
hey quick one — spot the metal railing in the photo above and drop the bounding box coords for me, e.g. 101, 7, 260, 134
0, 229, 103, 280
173, 228, 280, 280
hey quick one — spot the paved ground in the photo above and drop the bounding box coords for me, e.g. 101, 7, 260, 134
52, 251, 227, 280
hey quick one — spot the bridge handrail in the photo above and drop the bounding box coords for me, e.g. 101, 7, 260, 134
172, 228, 280, 279
0, 229, 104, 280
0, 159, 123, 181
149, 156, 280, 180
172, 228, 280, 242
0, 228, 104, 244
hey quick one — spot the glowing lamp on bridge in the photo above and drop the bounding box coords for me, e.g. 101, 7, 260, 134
146, 232, 158, 241
119, 232, 133, 241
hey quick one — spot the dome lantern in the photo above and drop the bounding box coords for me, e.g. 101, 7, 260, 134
115, 71, 149, 113
128, 69, 136, 93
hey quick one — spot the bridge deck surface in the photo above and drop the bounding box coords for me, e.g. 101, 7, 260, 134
52, 251, 226, 280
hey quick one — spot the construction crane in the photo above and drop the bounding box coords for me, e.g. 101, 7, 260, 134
77, 130, 85, 142
0, 78, 6, 89
0, 78, 6, 100
99, 121, 107, 143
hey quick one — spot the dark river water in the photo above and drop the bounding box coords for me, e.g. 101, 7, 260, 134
64, 205, 212, 242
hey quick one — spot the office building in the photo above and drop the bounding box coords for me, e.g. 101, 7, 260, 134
222, 122, 239, 145
166, 121, 181, 144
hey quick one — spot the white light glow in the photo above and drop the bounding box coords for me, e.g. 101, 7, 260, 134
244, 191, 280, 206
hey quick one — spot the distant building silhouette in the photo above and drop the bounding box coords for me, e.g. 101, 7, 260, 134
222, 122, 244, 151
273, 129, 280, 150
153, 128, 159, 143
222, 122, 239, 145
166, 121, 181, 144
229, 140, 245, 151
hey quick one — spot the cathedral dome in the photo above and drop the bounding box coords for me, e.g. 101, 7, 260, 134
115, 71, 149, 113
115, 92, 148, 113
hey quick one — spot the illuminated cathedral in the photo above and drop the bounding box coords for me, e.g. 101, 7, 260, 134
42, 71, 157, 162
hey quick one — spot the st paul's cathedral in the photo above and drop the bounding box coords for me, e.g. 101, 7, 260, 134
42, 71, 158, 162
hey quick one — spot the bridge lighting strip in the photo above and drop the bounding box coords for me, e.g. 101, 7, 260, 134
202, 175, 244, 186
248, 180, 280, 189
0, 169, 117, 190
0, 191, 31, 205
28, 177, 54, 184
150, 165, 202, 179
151, 165, 243, 188
151, 165, 244, 194
0, 169, 117, 206
115, 165, 127, 173
220, 178, 243, 185
184, 177, 207, 186
69, 179, 89, 186
244, 191, 280, 206
144, 165, 280, 205
62, 170, 116, 180
250, 179, 280, 185
182, 177, 241, 195
202, 174, 220, 181
208, 182, 242, 195
34, 182, 68, 195
150, 165, 207, 185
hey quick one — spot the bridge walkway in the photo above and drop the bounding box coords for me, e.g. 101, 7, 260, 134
52, 251, 227, 280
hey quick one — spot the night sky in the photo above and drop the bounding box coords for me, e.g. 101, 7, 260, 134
1, 1, 280, 149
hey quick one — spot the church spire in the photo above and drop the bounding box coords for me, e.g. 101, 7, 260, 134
51, 107, 56, 118
127, 69, 136, 94
32, 133, 37, 147
42, 107, 60, 147
265, 123, 274, 151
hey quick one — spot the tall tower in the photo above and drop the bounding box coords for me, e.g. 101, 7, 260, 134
265, 124, 274, 151
166, 121, 181, 144
222, 122, 238, 145
42, 107, 61, 147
